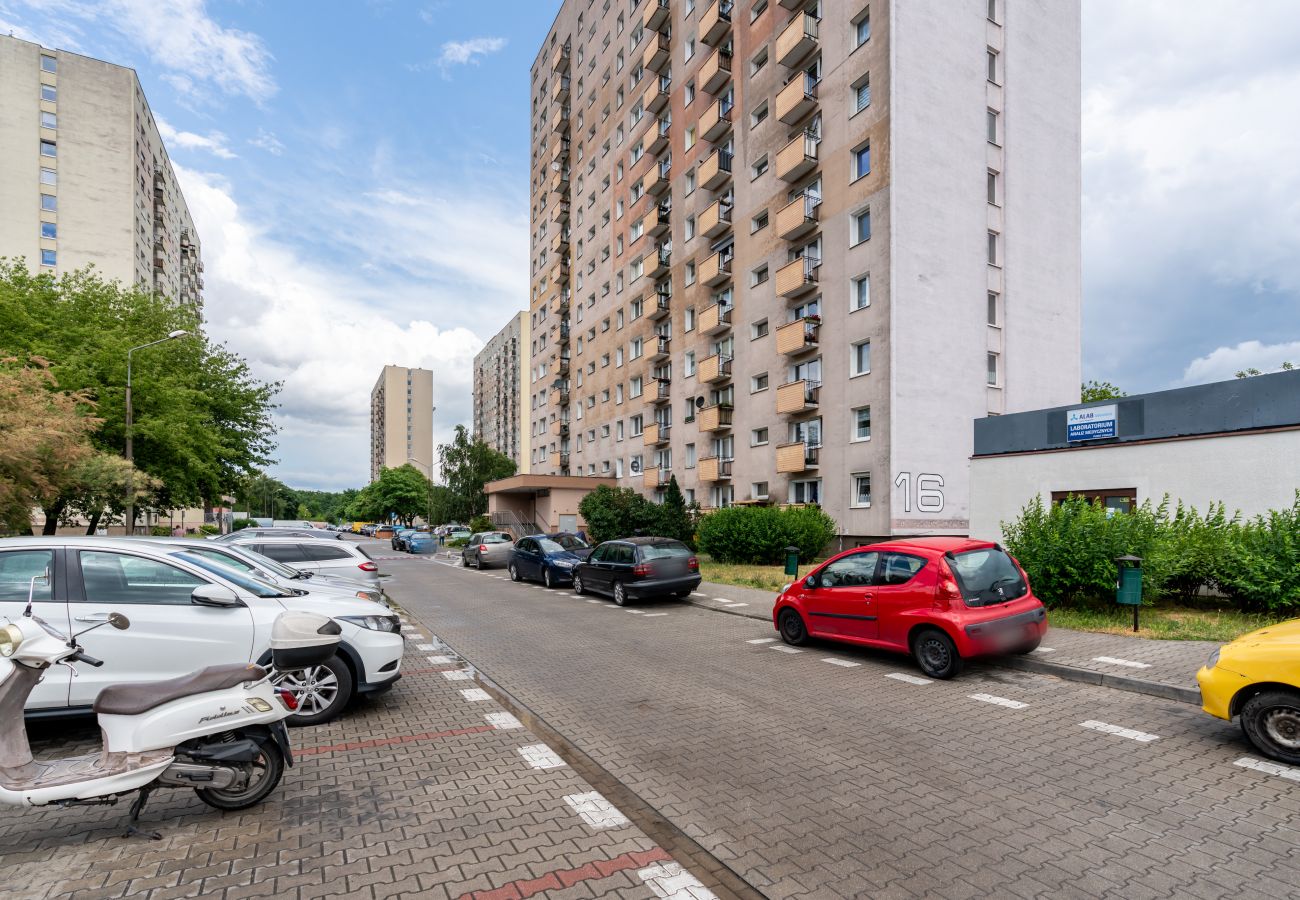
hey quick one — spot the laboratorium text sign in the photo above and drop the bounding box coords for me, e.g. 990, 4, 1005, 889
1066, 404, 1118, 442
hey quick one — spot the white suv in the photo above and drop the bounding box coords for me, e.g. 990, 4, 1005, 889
0, 537, 403, 726
228, 536, 381, 590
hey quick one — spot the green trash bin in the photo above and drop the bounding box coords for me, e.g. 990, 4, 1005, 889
1116, 554, 1143, 631
783, 546, 801, 578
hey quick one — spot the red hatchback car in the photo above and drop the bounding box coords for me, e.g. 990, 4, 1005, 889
772, 537, 1047, 679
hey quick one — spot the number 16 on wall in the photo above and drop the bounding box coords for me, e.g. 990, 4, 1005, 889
894, 472, 945, 513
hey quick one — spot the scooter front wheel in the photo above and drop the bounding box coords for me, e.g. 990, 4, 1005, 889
195, 740, 285, 811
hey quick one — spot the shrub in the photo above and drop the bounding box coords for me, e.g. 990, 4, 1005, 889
149, 525, 171, 536
1217, 494, 1300, 612
447, 537, 469, 549
697, 505, 838, 565
469, 514, 493, 534
579, 485, 662, 545
232, 518, 256, 531
199, 523, 220, 535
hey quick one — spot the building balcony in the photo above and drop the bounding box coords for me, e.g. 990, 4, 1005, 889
643, 0, 671, 33
550, 450, 570, 469
776, 255, 820, 298
650, 377, 672, 403
776, 12, 820, 69
647, 158, 672, 195
650, 289, 672, 320
552, 136, 570, 167
698, 404, 733, 432
700, 48, 732, 94
697, 354, 733, 384
556, 388, 571, 407
700, 98, 733, 143
776, 379, 821, 414
557, 354, 571, 375
699, 456, 733, 482
776, 442, 820, 473
550, 259, 570, 287
776, 72, 819, 124
699, 149, 733, 190
643, 31, 671, 73
649, 202, 671, 238
643, 422, 671, 447
776, 131, 819, 182
700, 198, 733, 238
643, 77, 671, 115
550, 231, 570, 255
701, 0, 734, 46
549, 167, 569, 196
776, 192, 821, 241
551, 42, 570, 72
643, 467, 672, 490
551, 106, 570, 133
700, 251, 733, 287
553, 199, 570, 224
699, 302, 733, 335
650, 334, 671, 361
552, 74, 570, 104
649, 116, 672, 155
649, 246, 672, 279
551, 418, 570, 437
776, 318, 821, 355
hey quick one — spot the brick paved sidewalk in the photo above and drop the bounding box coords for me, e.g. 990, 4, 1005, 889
0, 612, 719, 900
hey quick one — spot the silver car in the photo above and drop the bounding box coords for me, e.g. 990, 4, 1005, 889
228, 536, 381, 589
213, 527, 342, 542
462, 532, 514, 569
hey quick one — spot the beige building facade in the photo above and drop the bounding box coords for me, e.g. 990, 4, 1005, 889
525, 0, 1081, 543
0, 35, 202, 307
370, 366, 434, 482
474, 311, 532, 473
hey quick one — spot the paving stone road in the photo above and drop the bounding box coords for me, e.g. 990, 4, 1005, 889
387, 550, 1300, 899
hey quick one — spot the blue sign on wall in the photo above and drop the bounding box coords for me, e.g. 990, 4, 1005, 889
1066, 404, 1118, 442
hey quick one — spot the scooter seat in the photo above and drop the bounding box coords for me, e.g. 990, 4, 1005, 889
92, 663, 268, 716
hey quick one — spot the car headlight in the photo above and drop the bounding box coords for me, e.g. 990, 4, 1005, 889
553, 559, 576, 568
1206, 648, 1220, 669
781, 583, 792, 595
0, 624, 22, 658
355, 590, 382, 603
337, 615, 401, 633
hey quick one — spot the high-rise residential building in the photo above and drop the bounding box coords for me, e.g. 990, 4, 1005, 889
474, 312, 532, 473
526, 0, 1081, 543
0, 35, 203, 307
370, 366, 434, 483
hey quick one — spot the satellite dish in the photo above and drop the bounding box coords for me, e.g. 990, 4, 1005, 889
694, 396, 706, 408
630, 458, 642, 474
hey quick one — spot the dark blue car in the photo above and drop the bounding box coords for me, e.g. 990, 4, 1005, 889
508, 533, 593, 588
406, 532, 437, 554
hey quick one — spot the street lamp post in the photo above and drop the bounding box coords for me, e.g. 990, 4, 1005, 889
125, 330, 189, 535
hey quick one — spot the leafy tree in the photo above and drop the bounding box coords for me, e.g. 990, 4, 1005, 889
655, 475, 698, 546
1081, 380, 1126, 403
578, 485, 662, 544
437, 424, 516, 522
369, 464, 433, 525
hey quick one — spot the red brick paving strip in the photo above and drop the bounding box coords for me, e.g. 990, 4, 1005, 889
457, 847, 673, 900
297, 724, 496, 756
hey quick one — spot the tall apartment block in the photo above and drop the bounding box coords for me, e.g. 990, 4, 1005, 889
526, 0, 1080, 542
370, 366, 435, 483
474, 312, 532, 473
0, 35, 203, 308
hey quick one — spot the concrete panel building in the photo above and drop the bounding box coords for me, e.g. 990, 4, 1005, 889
0, 35, 202, 307
370, 366, 434, 482
525, 0, 1080, 544
474, 312, 532, 473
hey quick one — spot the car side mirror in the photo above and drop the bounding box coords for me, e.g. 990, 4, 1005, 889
108, 613, 130, 630
803, 575, 819, 590
191, 584, 245, 608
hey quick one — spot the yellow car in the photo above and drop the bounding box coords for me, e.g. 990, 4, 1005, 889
1197, 618, 1300, 764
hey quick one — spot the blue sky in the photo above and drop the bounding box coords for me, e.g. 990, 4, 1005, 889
3, 1, 1299, 491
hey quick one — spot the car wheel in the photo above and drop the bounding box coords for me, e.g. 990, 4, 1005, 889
543, 567, 554, 589
475, 554, 483, 570
509, 563, 521, 582
1240, 690, 1300, 765
573, 574, 586, 595
912, 628, 963, 680
778, 609, 808, 646
277, 655, 354, 726
613, 583, 628, 606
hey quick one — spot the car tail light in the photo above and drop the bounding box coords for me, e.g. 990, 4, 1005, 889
479, 544, 488, 553
633, 563, 651, 577
358, 561, 378, 572
935, 561, 962, 611
276, 688, 299, 711
687, 557, 699, 571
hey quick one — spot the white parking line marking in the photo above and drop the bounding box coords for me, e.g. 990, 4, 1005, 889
823, 658, 861, 668
425, 655, 456, 665
1080, 720, 1159, 742
586, 599, 601, 604
712, 597, 732, 603
441, 670, 473, 681
641, 612, 669, 617
886, 673, 932, 685
518, 743, 567, 769
691, 592, 708, 598
626, 609, 646, 614
770, 646, 803, 654
1032, 647, 1056, 654
416, 643, 437, 651
1235, 756, 1300, 782
459, 688, 491, 702
746, 638, 778, 644
563, 791, 629, 829
485, 712, 523, 730
1092, 656, 1152, 669
638, 862, 719, 899
400, 626, 417, 633
970, 693, 1029, 710
724, 602, 749, 607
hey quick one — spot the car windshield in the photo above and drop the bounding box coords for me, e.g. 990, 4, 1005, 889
948, 548, 1028, 606
641, 542, 691, 560
173, 551, 292, 598
537, 538, 568, 554
552, 534, 589, 550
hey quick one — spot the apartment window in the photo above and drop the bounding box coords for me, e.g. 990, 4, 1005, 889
685, 215, 696, 241
685, 169, 696, 194
40, 84, 56, 102
685, 443, 697, 468
630, 415, 644, 436
751, 427, 769, 446
752, 482, 769, 501
40, 249, 56, 267
988, 292, 999, 326
684, 307, 696, 331
616, 458, 625, 476
40, 140, 56, 158
751, 210, 769, 233
752, 265, 769, 286
750, 47, 768, 75
617, 421, 625, 441
852, 76, 871, 114
41, 222, 57, 239
987, 48, 999, 84
751, 319, 769, 339
615, 347, 624, 366
40, 54, 56, 73
987, 109, 1000, 145
684, 351, 696, 376
852, 473, 872, 508
852, 209, 871, 245
851, 275, 870, 311
987, 231, 999, 266
751, 155, 768, 179
685, 261, 696, 286
685, 82, 695, 105
987, 352, 1000, 386
630, 376, 644, 398
751, 102, 768, 128
685, 126, 697, 151
790, 479, 821, 505
852, 406, 871, 441
751, 372, 769, 392
751, 0, 768, 22
40, 193, 57, 211
685, 38, 696, 62
853, 143, 871, 180
987, 169, 999, 205
851, 340, 871, 376
40, 168, 56, 186
853, 8, 871, 47
988, 0, 999, 24
40, 111, 56, 129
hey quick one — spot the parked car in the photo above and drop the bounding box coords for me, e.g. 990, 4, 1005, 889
406, 532, 437, 554
1198, 619, 1300, 764
214, 527, 342, 542
0, 537, 402, 725
391, 527, 418, 551
572, 537, 700, 605
227, 536, 381, 590
772, 538, 1046, 679
445, 527, 472, 543
462, 532, 514, 569
509, 534, 591, 588
272, 520, 315, 529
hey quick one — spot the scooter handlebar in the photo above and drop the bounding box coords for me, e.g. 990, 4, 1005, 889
68, 649, 103, 667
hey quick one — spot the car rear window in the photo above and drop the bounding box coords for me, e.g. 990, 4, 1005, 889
482, 533, 511, 544
948, 548, 1028, 606
553, 534, 589, 551
640, 542, 691, 560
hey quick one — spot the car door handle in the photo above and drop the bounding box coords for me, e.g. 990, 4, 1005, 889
862, 594, 874, 602
74, 613, 112, 623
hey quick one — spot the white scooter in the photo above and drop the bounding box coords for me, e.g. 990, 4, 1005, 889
0, 571, 341, 838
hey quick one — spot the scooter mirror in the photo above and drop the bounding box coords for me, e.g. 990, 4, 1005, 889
108, 613, 130, 630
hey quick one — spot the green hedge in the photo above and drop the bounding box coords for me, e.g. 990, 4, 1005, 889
1002, 492, 1300, 613
577, 481, 698, 547
696, 505, 837, 565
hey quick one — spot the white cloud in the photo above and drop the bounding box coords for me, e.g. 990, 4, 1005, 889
1182, 341, 1300, 385
414, 36, 507, 78
155, 115, 235, 159
249, 129, 285, 156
